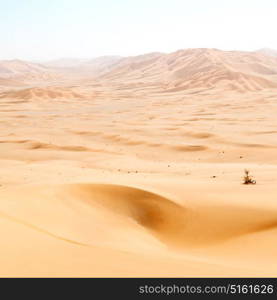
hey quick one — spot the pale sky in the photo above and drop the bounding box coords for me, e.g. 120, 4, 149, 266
1, 0, 276, 60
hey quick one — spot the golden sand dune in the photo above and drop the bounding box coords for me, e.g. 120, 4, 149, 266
73, 131, 208, 152
0, 183, 277, 276
0, 138, 117, 163
0, 86, 88, 100
59, 184, 277, 247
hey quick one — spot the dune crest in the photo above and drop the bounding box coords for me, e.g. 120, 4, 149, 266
64, 184, 277, 247
99, 48, 277, 91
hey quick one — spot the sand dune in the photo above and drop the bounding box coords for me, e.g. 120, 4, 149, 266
1, 48, 277, 276
0, 78, 24, 87
58, 184, 277, 247
0, 86, 89, 100
0, 139, 94, 152
0, 59, 59, 82
0, 183, 277, 276
101, 48, 277, 91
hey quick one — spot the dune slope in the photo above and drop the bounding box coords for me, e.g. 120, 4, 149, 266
0, 183, 277, 276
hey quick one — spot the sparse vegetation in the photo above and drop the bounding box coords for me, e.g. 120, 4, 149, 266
243, 169, 256, 185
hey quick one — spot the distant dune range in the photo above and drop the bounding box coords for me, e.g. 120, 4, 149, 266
99, 49, 277, 92
1, 48, 277, 94
1, 48, 277, 276
0, 59, 60, 84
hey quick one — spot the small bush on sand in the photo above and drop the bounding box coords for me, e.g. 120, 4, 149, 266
243, 169, 256, 185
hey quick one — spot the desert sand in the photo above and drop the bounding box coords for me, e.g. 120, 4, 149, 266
0, 48, 277, 277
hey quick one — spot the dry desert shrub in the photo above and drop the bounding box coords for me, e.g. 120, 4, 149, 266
243, 169, 256, 185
